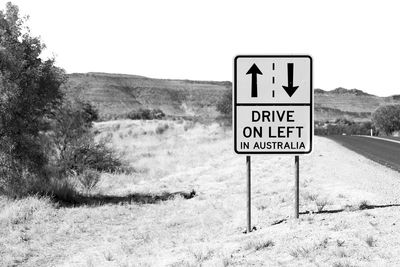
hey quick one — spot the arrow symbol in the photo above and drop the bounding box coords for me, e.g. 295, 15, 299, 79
246, 63, 262, 98
282, 63, 299, 97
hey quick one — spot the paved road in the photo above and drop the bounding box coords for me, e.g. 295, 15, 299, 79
327, 135, 400, 172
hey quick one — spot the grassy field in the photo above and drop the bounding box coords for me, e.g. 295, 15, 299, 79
2, 120, 400, 266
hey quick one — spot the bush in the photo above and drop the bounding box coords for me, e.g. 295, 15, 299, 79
216, 89, 232, 128
216, 89, 232, 116
155, 123, 169, 134
58, 137, 121, 175
47, 100, 121, 177
183, 121, 195, 131
44, 177, 78, 203
77, 169, 101, 193
315, 198, 329, 212
372, 104, 400, 135
365, 236, 377, 247
126, 108, 165, 120
0, 158, 42, 197
314, 120, 375, 136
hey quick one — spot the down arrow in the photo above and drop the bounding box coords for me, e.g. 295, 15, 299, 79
282, 63, 299, 97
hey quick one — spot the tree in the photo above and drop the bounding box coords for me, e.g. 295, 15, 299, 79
0, 3, 65, 195
372, 104, 400, 135
0, 3, 121, 198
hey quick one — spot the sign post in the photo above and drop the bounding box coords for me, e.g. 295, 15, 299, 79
246, 156, 251, 233
295, 155, 300, 218
233, 55, 313, 229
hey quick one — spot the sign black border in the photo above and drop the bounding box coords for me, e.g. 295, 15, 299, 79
234, 55, 313, 154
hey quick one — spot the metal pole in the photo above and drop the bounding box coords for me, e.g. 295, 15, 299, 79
294, 155, 299, 218
246, 156, 251, 232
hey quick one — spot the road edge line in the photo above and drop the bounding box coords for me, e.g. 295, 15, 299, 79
356, 135, 400, 145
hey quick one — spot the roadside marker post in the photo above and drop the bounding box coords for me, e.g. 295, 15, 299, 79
233, 55, 313, 231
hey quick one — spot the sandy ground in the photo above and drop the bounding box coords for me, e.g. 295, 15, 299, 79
1, 120, 400, 266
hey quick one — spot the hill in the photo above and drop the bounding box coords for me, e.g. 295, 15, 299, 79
64, 73, 400, 121
314, 87, 400, 121
64, 72, 231, 120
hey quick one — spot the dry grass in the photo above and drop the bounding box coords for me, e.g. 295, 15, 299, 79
1, 119, 400, 266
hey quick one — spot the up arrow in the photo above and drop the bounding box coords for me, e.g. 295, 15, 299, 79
246, 63, 262, 98
282, 63, 299, 97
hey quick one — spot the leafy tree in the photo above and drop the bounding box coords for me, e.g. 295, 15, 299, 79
0, 3, 121, 198
372, 104, 400, 135
0, 3, 65, 195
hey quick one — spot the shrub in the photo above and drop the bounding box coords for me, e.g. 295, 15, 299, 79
365, 236, 376, 247
44, 178, 78, 203
0, 159, 43, 197
336, 240, 345, 247
289, 246, 310, 258
303, 192, 319, 202
254, 240, 275, 251
314, 120, 376, 136
155, 123, 169, 134
244, 239, 274, 251
77, 169, 101, 193
359, 200, 369, 210
216, 89, 232, 116
372, 104, 400, 135
126, 108, 165, 120
46, 99, 122, 178
316, 198, 329, 212
216, 89, 232, 127
183, 121, 195, 131
54, 134, 121, 177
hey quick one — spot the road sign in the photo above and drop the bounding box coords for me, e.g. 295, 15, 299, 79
234, 55, 313, 154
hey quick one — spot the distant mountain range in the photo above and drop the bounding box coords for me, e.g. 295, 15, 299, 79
64, 72, 400, 121
314, 87, 400, 121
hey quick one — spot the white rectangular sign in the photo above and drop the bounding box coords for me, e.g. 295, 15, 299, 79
234, 55, 313, 154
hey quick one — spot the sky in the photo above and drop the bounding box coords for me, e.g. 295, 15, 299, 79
1, 0, 400, 96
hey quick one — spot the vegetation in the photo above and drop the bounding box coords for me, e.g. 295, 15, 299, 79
0, 3, 64, 196
315, 106, 371, 121
372, 104, 400, 135
365, 236, 377, 247
0, 3, 120, 198
314, 119, 375, 136
76, 169, 101, 193
216, 89, 232, 116
1, 118, 400, 266
126, 108, 165, 120
155, 123, 169, 134
47, 99, 120, 177
216, 89, 232, 127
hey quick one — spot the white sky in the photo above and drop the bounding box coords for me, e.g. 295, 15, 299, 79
1, 0, 400, 96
